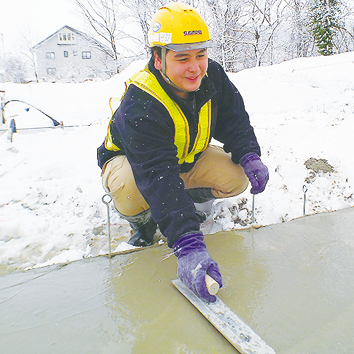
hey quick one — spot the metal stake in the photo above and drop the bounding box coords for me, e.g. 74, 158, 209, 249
251, 194, 255, 224
303, 185, 308, 216
102, 193, 113, 258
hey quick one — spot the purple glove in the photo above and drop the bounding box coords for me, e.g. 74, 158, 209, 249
173, 232, 223, 302
240, 153, 269, 194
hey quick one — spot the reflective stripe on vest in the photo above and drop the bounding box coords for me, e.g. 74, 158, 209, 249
106, 65, 212, 164
104, 97, 121, 152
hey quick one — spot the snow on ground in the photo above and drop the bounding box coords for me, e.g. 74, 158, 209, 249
0, 53, 353, 272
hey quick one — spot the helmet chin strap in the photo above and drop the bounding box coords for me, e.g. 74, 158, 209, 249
160, 47, 190, 94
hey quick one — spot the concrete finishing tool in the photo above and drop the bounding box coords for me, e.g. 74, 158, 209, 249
172, 277, 276, 354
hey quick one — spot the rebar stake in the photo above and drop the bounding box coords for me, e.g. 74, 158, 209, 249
102, 193, 113, 258
303, 185, 308, 216
251, 194, 255, 224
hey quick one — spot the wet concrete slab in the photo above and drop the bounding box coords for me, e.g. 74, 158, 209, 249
1, 207, 354, 354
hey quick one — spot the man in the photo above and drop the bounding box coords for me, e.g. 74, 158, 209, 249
97, 2, 269, 302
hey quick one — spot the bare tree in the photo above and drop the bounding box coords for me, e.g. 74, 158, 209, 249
73, 0, 125, 72
20, 26, 40, 82
72, 0, 354, 74
285, 0, 314, 58
2, 54, 27, 83
203, 0, 292, 71
240, 0, 288, 67
119, 0, 165, 56
203, 0, 244, 71
73, 0, 163, 66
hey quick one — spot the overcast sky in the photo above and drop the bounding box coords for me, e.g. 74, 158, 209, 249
0, 0, 85, 55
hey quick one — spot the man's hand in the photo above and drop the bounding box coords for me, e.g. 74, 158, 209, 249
173, 233, 222, 302
240, 153, 269, 194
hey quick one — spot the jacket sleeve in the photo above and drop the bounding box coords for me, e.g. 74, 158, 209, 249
114, 86, 200, 247
209, 61, 261, 163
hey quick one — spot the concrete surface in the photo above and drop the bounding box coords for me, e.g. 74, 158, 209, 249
1, 207, 354, 353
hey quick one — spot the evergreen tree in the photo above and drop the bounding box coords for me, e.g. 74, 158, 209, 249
309, 0, 342, 56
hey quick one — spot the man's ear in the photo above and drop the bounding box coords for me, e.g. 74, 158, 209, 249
154, 51, 162, 71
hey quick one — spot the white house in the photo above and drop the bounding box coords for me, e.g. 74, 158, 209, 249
33, 26, 117, 83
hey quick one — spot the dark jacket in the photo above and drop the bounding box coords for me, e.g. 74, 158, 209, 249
97, 57, 261, 247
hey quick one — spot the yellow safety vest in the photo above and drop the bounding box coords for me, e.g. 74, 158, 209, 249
105, 65, 212, 164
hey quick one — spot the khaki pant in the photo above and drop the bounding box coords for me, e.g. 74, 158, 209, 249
102, 145, 248, 216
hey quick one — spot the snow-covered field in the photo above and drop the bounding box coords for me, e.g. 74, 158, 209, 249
1, 52, 353, 272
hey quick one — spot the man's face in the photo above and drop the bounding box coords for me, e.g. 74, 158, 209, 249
154, 48, 208, 99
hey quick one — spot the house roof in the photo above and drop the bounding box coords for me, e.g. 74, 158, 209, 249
32, 25, 113, 54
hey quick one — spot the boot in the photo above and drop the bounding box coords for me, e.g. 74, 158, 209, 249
187, 188, 215, 223
195, 210, 207, 223
124, 210, 157, 247
186, 187, 215, 203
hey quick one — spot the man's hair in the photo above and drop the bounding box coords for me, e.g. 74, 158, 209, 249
150, 46, 169, 59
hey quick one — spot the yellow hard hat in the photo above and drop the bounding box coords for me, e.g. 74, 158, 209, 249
148, 2, 211, 52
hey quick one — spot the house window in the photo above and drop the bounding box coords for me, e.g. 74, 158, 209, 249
82, 51, 91, 59
47, 68, 56, 75
58, 32, 76, 44
64, 51, 68, 58
46, 52, 55, 60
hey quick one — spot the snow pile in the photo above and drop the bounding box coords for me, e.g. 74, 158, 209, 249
1, 53, 353, 272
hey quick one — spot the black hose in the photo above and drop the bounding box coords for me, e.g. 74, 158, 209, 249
3, 100, 60, 126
